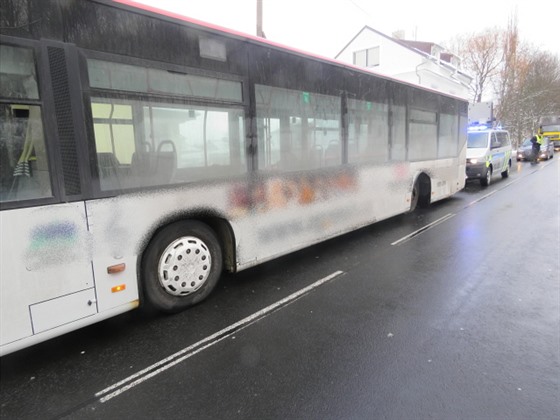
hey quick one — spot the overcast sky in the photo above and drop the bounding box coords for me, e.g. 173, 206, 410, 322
131, 0, 558, 58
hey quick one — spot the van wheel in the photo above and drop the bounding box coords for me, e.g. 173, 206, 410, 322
501, 162, 510, 178
481, 167, 492, 186
142, 221, 222, 313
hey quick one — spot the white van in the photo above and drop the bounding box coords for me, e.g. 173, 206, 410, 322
466, 127, 512, 186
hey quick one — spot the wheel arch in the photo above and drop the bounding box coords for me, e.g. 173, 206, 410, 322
138, 208, 237, 277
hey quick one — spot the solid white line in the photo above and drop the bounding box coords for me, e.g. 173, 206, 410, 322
96, 270, 344, 403
467, 189, 498, 207
391, 213, 456, 246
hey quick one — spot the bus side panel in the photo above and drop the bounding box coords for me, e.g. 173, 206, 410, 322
231, 160, 465, 269
231, 165, 401, 266
83, 185, 235, 273
81, 158, 467, 281
0, 202, 94, 347
85, 200, 140, 313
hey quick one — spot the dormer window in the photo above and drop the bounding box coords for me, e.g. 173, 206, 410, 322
430, 45, 443, 61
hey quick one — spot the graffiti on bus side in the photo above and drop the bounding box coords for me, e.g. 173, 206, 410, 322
25, 221, 87, 270
227, 168, 358, 217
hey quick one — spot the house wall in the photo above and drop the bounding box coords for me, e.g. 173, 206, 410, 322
336, 29, 470, 100
336, 30, 419, 77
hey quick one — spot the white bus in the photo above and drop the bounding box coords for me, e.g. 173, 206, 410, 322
0, 0, 467, 356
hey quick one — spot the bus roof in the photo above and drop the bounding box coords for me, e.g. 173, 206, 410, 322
108, 0, 466, 102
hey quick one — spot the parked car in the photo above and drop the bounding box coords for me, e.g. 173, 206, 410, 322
516, 139, 532, 161
517, 137, 554, 161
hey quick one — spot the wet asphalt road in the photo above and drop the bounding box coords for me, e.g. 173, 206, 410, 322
1, 158, 559, 420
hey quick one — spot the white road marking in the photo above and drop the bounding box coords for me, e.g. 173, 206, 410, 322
392, 158, 557, 246
95, 270, 344, 403
467, 189, 498, 206
391, 213, 456, 246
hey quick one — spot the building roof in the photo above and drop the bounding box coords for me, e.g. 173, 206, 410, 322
334, 25, 471, 81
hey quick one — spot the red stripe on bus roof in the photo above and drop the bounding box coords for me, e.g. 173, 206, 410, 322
112, 0, 331, 61
111, 0, 465, 100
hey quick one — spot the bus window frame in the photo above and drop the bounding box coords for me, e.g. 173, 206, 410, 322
78, 49, 252, 199
0, 36, 64, 211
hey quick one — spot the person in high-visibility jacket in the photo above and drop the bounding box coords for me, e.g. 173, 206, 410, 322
531, 127, 544, 163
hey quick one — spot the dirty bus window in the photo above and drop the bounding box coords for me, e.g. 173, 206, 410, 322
0, 44, 52, 203
255, 85, 341, 171
347, 99, 389, 163
91, 98, 246, 190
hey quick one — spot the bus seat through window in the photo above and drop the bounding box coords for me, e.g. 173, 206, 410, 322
97, 152, 121, 190
324, 140, 341, 166
155, 140, 177, 184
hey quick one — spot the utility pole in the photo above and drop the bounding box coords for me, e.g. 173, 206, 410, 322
257, 0, 265, 38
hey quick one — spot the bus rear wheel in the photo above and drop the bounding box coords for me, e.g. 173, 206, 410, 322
410, 174, 431, 211
142, 220, 223, 313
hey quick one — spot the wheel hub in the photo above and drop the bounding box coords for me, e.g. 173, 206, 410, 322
158, 236, 212, 296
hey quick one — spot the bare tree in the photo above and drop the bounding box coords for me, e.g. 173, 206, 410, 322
494, 13, 524, 142
504, 49, 560, 140
495, 13, 560, 144
449, 12, 560, 147
454, 28, 504, 103
525, 52, 560, 115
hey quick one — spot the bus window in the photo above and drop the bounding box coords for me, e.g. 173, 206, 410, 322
409, 108, 437, 161
88, 59, 243, 103
459, 114, 468, 148
438, 113, 459, 158
255, 84, 341, 172
91, 98, 246, 190
347, 99, 389, 163
390, 104, 407, 161
92, 102, 135, 164
0, 44, 39, 100
160, 107, 244, 169
0, 105, 52, 202
0, 44, 52, 203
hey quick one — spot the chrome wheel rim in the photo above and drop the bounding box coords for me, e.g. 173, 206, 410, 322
158, 236, 212, 296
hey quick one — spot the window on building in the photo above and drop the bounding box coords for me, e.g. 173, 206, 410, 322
353, 47, 380, 68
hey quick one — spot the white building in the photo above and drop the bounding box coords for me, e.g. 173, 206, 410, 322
335, 26, 472, 100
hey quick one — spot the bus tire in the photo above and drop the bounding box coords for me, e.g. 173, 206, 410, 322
142, 220, 223, 313
409, 182, 420, 212
410, 174, 431, 211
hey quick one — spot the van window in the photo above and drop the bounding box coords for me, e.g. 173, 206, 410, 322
467, 132, 488, 148
496, 132, 510, 147
490, 133, 501, 149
